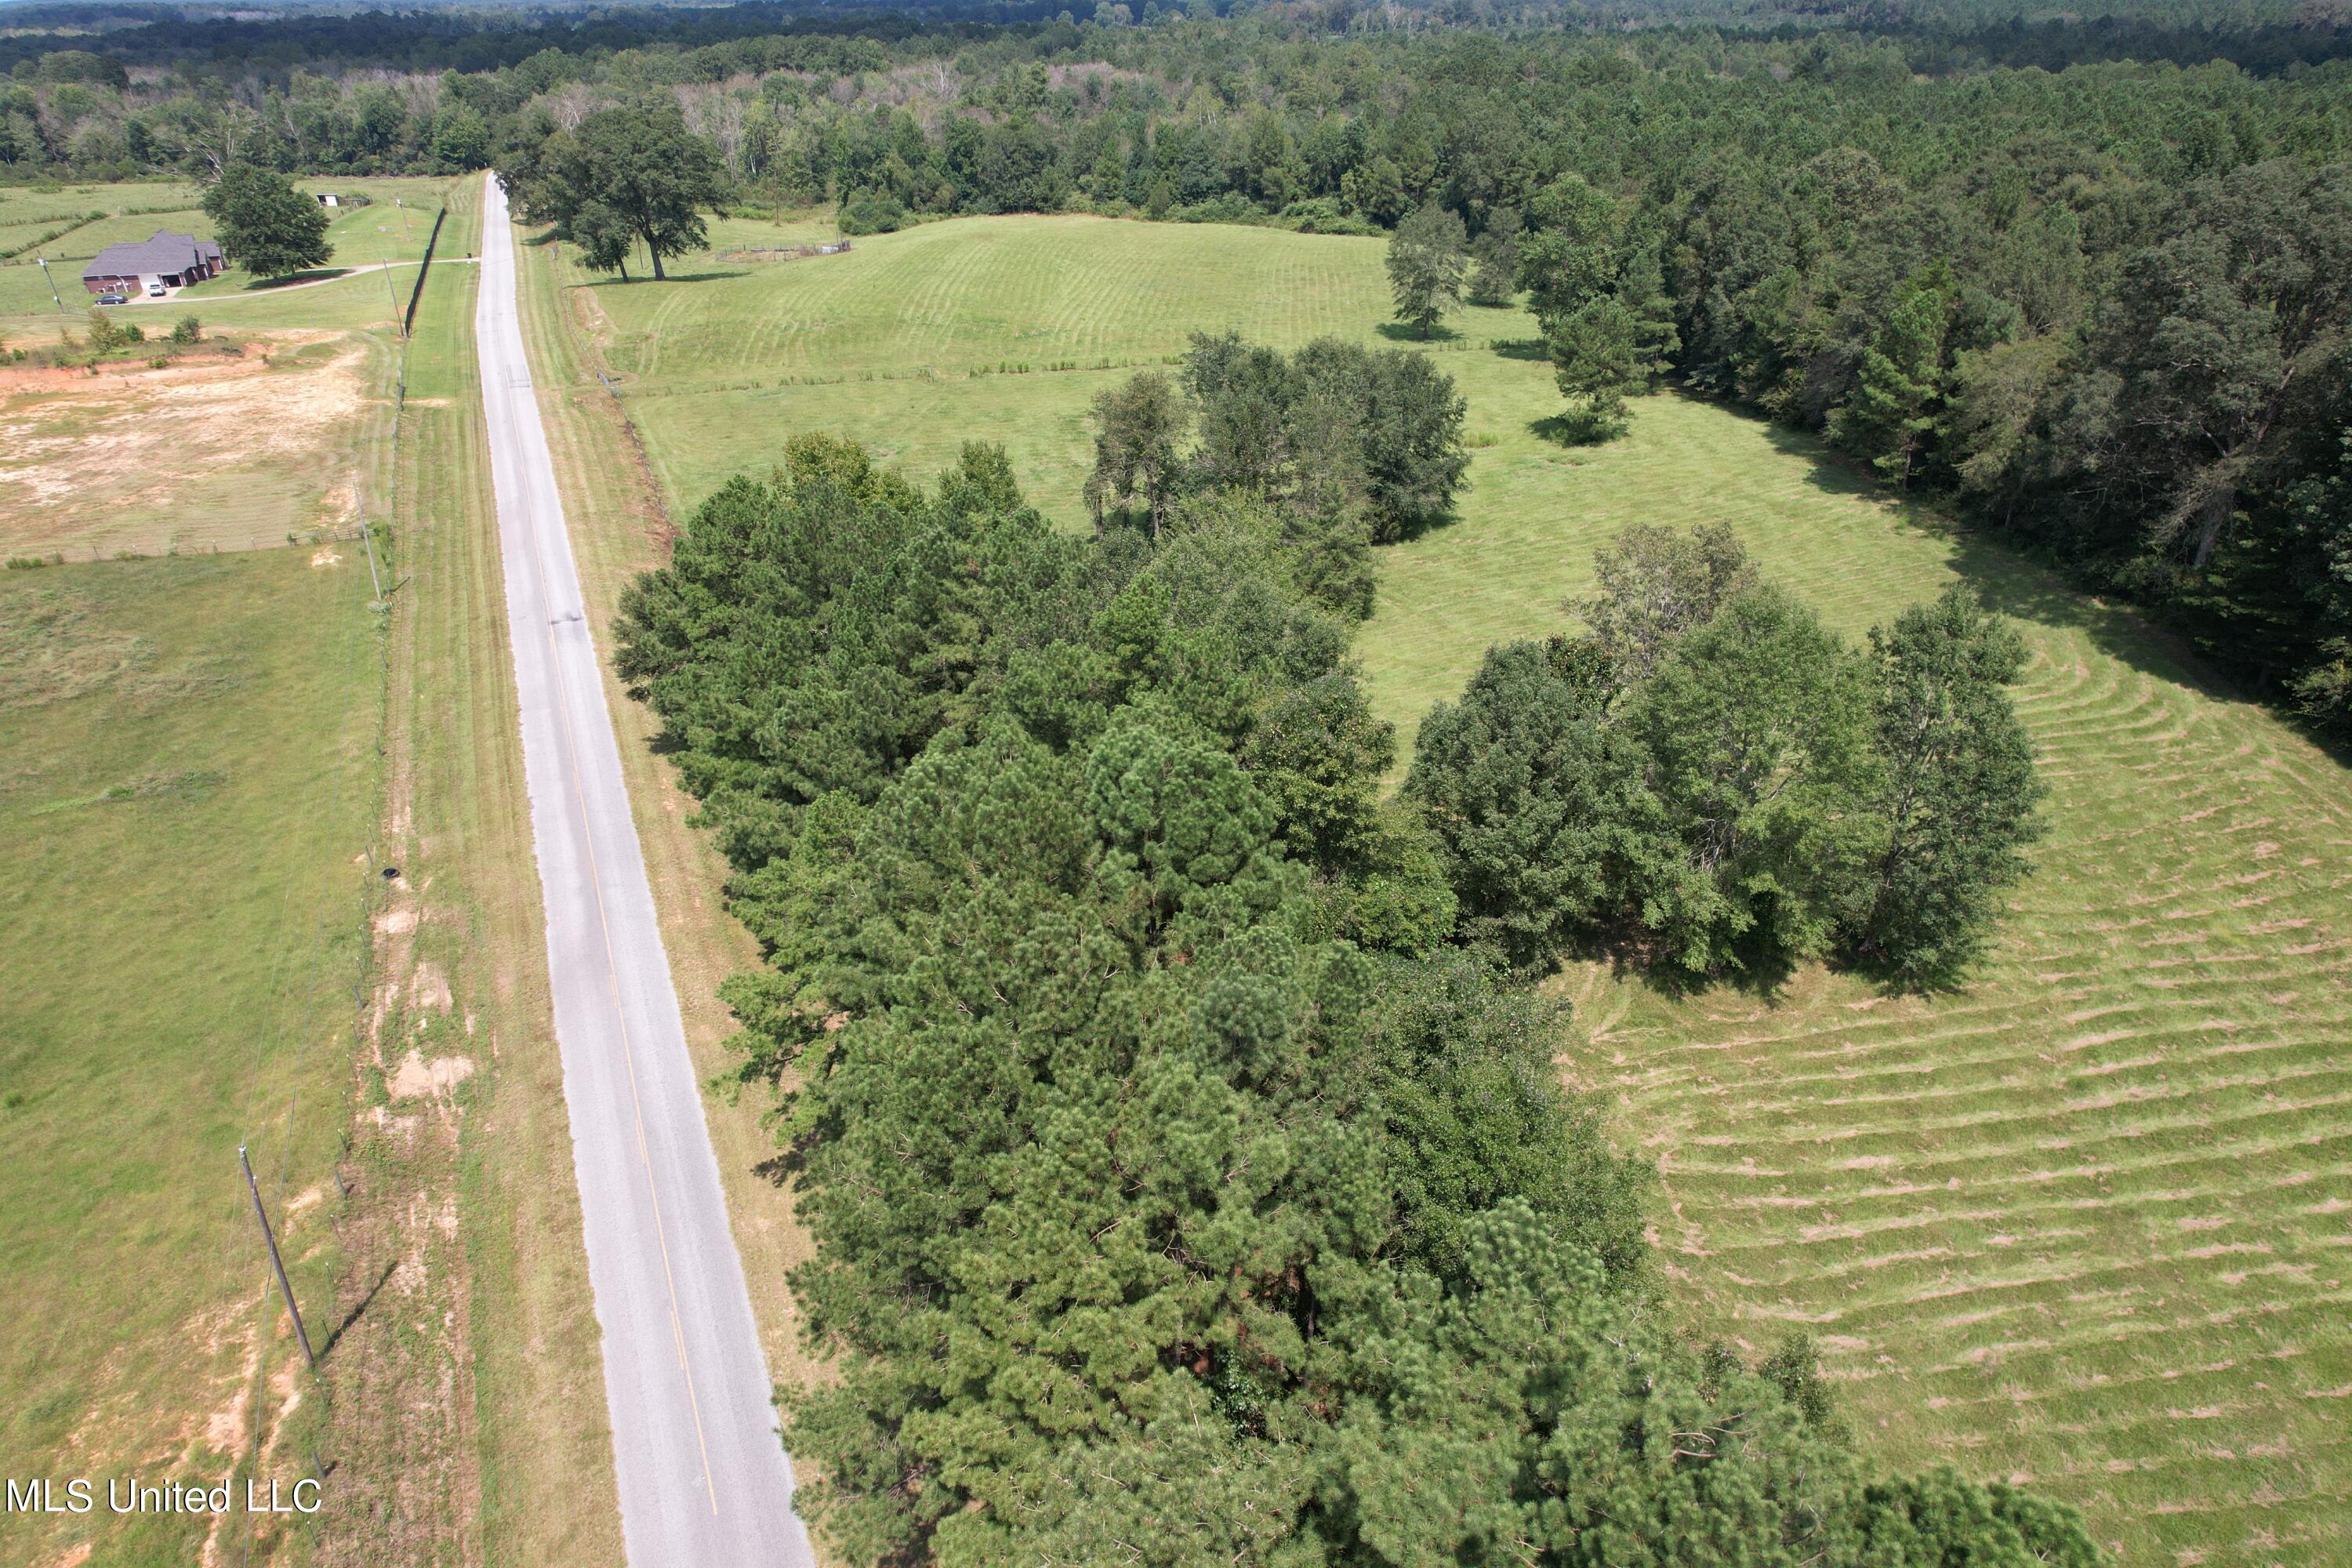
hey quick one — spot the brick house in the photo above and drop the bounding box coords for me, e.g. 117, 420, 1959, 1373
82, 230, 226, 296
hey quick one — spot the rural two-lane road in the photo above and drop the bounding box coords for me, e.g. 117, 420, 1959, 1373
474, 172, 814, 1568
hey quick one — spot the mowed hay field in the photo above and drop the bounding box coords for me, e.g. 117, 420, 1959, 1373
548, 210, 2352, 1567
1364, 392, 2352, 1568
554, 211, 1519, 520
0, 549, 379, 1568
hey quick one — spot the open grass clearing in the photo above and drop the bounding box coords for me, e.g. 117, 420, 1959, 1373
0, 546, 379, 1568
555, 210, 2352, 1568
551, 210, 1519, 522
1363, 387, 2352, 1568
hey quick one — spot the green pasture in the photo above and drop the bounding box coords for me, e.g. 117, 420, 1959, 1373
553, 211, 1518, 519
1, 176, 467, 336
0, 179, 208, 265
543, 207, 2352, 1567
0, 548, 379, 1567
1373, 387, 2352, 1568
0, 179, 206, 227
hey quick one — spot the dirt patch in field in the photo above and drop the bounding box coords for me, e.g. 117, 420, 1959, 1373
387, 1050, 474, 1100
0, 333, 378, 558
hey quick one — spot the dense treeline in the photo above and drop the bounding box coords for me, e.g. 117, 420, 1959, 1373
614, 430, 2089, 1566
1519, 137, 2352, 734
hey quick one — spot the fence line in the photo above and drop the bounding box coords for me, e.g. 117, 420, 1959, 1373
401, 205, 447, 337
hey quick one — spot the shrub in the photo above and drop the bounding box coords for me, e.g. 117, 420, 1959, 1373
836, 189, 905, 234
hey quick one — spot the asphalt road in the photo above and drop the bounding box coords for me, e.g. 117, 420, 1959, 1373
474, 172, 814, 1568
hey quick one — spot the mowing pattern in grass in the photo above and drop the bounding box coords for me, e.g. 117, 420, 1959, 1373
600, 213, 1390, 382
0, 550, 378, 1568
557, 212, 1495, 517
559, 211, 2350, 1566
1363, 391, 2352, 1568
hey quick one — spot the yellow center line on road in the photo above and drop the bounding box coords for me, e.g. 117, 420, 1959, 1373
504, 308, 724, 1519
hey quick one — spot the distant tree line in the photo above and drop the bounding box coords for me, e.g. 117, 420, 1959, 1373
5, 0, 2338, 724
8, 5, 2333, 731
611, 428, 2085, 1566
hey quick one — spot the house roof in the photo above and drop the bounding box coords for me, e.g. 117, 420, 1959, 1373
82, 230, 224, 280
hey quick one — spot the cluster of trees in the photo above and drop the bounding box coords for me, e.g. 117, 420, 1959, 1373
198, 164, 332, 277
1086, 330, 1469, 568
497, 100, 724, 279
1410, 523, 2045, 988
612, 431, 2088, 1566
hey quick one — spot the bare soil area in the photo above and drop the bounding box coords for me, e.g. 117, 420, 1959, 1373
0, 333, 379, 559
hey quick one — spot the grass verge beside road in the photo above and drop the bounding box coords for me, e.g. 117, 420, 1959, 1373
309, 177, 624, 1568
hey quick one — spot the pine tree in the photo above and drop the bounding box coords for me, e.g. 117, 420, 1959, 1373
1547, 296, 1642, 441
1385, 202, 1469, 339
1618, 244, 1682, 387
1831, 269, 1954, 486
1465, 206, 1522, 307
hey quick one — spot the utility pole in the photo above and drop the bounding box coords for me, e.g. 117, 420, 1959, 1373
36, 256, 64, 314
239, 1145, 318, 1371
358, 509, 385, 603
